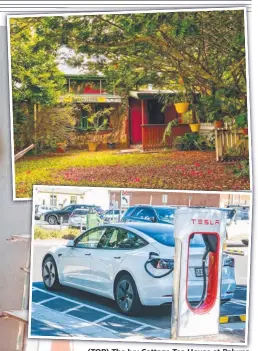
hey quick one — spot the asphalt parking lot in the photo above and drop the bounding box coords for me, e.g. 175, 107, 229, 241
30, 239, 248, 340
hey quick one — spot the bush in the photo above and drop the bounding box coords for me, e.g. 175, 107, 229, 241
233, 159, 249, 178
34, 226, 80, 240
173, 132, 215, 151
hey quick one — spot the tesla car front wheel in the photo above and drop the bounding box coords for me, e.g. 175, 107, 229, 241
115, 274, 142, 316
42, 256, 60, 290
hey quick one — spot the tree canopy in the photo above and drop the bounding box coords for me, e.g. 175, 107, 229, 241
9, 10, 247, 151
62, 11, 246, 92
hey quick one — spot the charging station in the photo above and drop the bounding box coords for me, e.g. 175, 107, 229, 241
171, 207, 226, 338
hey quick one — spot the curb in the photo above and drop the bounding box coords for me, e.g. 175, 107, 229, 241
220, 315, 246, 324
224, 249, 245, 256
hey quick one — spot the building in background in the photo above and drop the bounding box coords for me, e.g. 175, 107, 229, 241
34, 186, 110, 210
109, 190, 251, 209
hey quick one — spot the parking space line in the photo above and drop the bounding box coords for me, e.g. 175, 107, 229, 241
230, 299, 246, 306
93, 314, 114, 324
31, 302, 119, 338
38, 296, 59, 305
32, 286, 162, 331
133, 325, 148, 332
60, 304, 85, 314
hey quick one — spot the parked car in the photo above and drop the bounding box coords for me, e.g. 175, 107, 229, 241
42, 222, 236, 316
103, 209, 126, 224
68, 209, 89, 229
121, 205, 177, 224
226, 208, 250, 245
35, 205, 59, 220
220, 208, 236, 224
41, 204, 102, 225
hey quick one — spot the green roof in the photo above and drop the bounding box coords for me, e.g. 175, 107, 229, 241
64, 74, 106, 81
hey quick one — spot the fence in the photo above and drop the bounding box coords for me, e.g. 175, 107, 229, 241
36, 211, 123, 234
142, 124, 191, 150
214, 127, 249, 162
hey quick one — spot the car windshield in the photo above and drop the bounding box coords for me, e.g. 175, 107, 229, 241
141, 226, 205, 247
155, 208, 176, 223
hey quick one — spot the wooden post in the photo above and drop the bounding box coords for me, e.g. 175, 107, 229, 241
215, 129, 219, 162
33, 103, 38, 149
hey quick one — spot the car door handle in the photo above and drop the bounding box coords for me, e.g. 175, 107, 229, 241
85, 253, 91, 256
114, 256, 121, 259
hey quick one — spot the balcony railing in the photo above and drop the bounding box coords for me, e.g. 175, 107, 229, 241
142, 124, 191, 151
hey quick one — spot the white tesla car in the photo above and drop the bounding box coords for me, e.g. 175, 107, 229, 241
42, 223, 236, 316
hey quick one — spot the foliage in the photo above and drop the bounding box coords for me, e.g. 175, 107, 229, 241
34, 226, 79, 240
35, 106, 76, 152
224, 146, 242, 158
60, 11, 246, 120
9, 17, 66, 151
235, 112, 248, 128
232, 159, 249, 178
15, 150, 250, 198
173, 133, 215, 151
162, 119, 179, 144
88, 107, 115, 133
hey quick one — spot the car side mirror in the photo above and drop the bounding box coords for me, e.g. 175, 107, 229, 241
149, 217, 157, 223
66, 239, 75, 247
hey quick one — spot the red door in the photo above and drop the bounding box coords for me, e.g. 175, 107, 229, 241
130, 98, 142, 144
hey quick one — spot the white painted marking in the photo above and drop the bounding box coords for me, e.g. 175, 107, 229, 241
61, 304, 85, 314
93, 314, 113, 324
38, 296, 58, 305
133, 325, 149, 332
33, 286, 161, 331
220, 322, 245, 330
31, 302, 121, 338
230, 299, 246, 306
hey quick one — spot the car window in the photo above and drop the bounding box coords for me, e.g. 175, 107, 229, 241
62, 206, 73, 211
97, 227, 148, 250
140, 227, 205, 247
235, 211, 249, 220
123, 207, 136, 218
73, 209, 89, 215
75, 228, 106, 249
155, 208, 176, 223
132, 207, 155, 220
106, 210, 119, 215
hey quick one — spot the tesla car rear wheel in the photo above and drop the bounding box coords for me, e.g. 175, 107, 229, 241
42, 256, 60, 290
115, 274, 142, 316
48, 215, 58, 225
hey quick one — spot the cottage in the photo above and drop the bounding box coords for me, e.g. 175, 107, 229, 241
59, 74, 191, 151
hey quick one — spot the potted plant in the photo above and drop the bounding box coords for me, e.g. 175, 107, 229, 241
189, 103, 200, 133
235, 112, 248, 135
214, 116, 224, 129
173, 92, 191, 114
107, 134, 117, 149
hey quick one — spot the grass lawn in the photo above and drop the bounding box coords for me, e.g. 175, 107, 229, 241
15, 150, 250, 198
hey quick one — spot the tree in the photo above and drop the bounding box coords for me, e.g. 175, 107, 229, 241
62, 10, 246, 118
9, 17, 66, 151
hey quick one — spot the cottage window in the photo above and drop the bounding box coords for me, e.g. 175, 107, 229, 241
147, 99, 165, 124
80, 104, 110, 131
